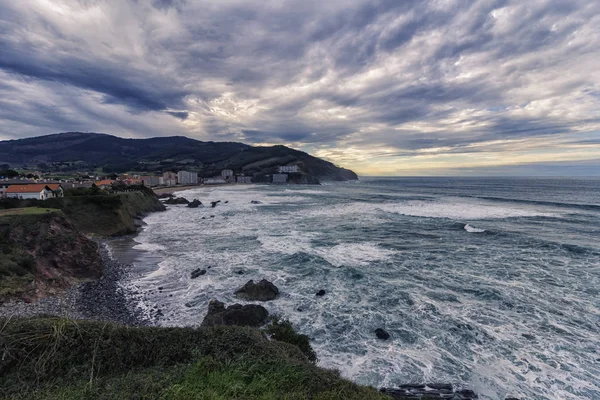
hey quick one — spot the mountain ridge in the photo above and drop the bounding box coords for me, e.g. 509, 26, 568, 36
0, 132, 358, 182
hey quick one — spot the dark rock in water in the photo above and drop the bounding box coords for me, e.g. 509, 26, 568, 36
164, 197, 189, 205
201, 300, 269, 327
428, 383, 453, 391
456, 389, 478, 397
184, 302, 192, 308
250, 200, 262, 204
236, 270, 244, 275
210, 200, 221, 208
158, 286, 163, 291
191, 268, 207, 279
375, 328, 390, 340
201, 217, 206, 220
316, 289, 326, 296
210, 215, 215, 218
381, 384, 479, 399
522, 333, 536, 340
235, 279, 279, 301
224, 200, 229, 203
187, 199, 203, 208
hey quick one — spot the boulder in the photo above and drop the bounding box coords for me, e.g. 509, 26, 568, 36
316, 289, 326, 297
164, 197, 189, 205
201, 300, 269, 327
235, 279, 279, 301
191, 268, 207, 279
375, 328, 390, 340
250, 200, 262, 204
210, 200, 221, 208
187, 199, 203, 208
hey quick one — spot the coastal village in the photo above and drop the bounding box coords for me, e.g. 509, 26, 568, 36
0, 165, 300, 200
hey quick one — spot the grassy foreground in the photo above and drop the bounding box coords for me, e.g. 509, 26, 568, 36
0, 317, 388, 400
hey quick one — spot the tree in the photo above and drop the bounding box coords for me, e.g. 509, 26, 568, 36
0, 169, 19, 178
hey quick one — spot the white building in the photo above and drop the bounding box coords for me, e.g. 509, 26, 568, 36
272, 174, 288, 184
236, 176, 252, 184
278, 165, 299, 173
177, 171, 198, 185
4, 184, 64, 200
204, 177, 226, 184
141, 176, 163, 187
162, 171, 177, 186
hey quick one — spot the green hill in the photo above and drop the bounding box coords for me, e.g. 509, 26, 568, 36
0, 132, 358, 182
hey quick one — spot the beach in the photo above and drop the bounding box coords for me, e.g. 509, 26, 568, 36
0, 241, 153, 326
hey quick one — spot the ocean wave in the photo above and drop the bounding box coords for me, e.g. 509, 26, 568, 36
378, 199, 561, 220
464, 224, 486, 233
132, 242, 167, 252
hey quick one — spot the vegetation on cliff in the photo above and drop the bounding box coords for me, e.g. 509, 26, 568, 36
0, 186, 163, 301
1, 186, 165, 236
0, 317, 387, 400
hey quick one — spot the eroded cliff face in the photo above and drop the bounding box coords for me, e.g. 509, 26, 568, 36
0, 212, 103, 302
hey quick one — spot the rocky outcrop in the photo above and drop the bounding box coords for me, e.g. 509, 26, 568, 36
187, 199, 202, 208
0, 211, 103, 302
234, 279, 279, 301
201, 300, 269, 327
375, 328, 390, 340
191, 269, 207, 279
164, 197, 189, 205
380, 384, 483, 399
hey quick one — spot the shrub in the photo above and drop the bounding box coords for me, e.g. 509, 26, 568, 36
265, 317, 318, 363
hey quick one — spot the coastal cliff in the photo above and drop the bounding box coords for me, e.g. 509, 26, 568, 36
45, 186, 166, 236
0, 210, 103, 302
0, 187, 164, 302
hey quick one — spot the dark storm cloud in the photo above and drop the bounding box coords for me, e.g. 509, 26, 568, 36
0, 38, 186, 112
0, 0, 599, 172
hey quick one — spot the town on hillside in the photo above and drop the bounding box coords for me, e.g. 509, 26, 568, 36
0, 165, 300, 200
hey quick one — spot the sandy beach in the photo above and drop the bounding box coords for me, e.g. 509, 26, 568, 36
152, 185, 203, 195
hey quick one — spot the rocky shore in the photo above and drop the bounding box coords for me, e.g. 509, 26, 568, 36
0, 242, 148, 326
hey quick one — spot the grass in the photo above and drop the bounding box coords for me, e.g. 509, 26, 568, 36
265, 317, 317, 362
0, 317, 389, 400
0, 207, 63, 217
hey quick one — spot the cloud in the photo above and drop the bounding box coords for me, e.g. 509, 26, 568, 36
0, 0, 599, 174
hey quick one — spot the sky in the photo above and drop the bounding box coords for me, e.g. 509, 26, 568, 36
0, 0, 599, 176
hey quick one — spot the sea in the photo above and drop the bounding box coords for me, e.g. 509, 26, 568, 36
110, 177, 600, 400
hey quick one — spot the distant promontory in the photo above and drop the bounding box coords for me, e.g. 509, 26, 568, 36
0, 132, 358, 184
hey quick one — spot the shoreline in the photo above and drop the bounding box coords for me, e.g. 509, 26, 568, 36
152, 183, 243, 195
0, 240, 152, 326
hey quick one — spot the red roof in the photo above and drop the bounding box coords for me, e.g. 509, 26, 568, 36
5, 184, 61, 193
95, 180, 115, 186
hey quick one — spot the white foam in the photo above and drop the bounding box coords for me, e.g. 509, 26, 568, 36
378, 199, 560, 220
132, 242, 167, 252
465, 224, 486, 233
316, 243, 395, 267
283, 189, 328, 195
